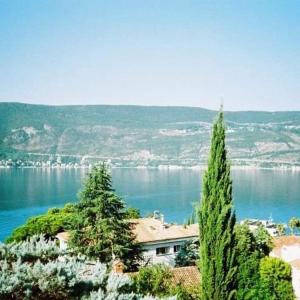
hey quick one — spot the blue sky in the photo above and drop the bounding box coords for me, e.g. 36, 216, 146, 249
0, 0, 299, 111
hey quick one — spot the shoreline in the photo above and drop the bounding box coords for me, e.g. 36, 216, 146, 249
1, 165, 300, 171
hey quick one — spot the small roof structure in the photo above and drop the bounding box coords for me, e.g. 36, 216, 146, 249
171, 266, 201, 287
56, 231, 71, 242
130, 218, 199, 244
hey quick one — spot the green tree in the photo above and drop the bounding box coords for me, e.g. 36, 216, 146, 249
70, 164, 141, 270
235, 224, 262, 299
198, 110, 237, 300
131, 264, 200, 299
124, 207, 141, 219
6, 203, 77, 243
289, 217, 300, 235
131, 264, 173, 297
259, 257, 294, 300
276, 223, 286, 236
252, 225, 273, 256
175, 238, 199, 267
185, 203, 198, 225
296, 218, 300, 234
289, 217, 298, 235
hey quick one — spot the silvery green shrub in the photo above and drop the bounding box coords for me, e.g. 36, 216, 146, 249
0, 235, 62, 264
0, 235, 162, 299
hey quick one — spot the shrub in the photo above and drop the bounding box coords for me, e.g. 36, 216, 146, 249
289, 217, 300, 235
132, 264, 173, 297
259, 257, 294, 300
132, 264, 199, 299
234, 223, 281, 299
175, 238, 199, 267
0, 235, 63, 264
125, 207, 141, 219
169, 284, 201, 300
6, 203, 77, 243
0, 235, 150, 300
252, 225, 273, 256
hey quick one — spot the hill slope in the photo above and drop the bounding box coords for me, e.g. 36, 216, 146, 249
1, 102, 300, 167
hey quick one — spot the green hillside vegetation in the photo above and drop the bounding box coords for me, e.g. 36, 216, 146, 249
1, 102, 300, 167
6, 204, 77, 243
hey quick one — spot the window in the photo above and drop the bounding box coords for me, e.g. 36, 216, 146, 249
174, 245, 181, 253
156, 247, 170, 256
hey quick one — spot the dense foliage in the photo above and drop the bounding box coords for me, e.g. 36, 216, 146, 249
175, 238, 199, 267
6, 204, 77, 243
132, 264, 173, 297
0, 235, 63, 264
125, 207, 141, 219
252, 225, 273, 256
235, 224, 264, 299
235, 223, 295, 299
131, 264, 200, 300
0, 235, 145, 300
198, 111, 238, 299
289, 217, 300, 235
276, 223, 286, 236
6, 197, 139, 245
70, 164, 141, 270
259, 257, 294, 300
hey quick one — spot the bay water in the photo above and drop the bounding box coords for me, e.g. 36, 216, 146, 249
0, 168, 299, 241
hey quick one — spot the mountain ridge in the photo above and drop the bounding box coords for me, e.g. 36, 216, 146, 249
1, 102, 300, 168
2, 101, 300, 113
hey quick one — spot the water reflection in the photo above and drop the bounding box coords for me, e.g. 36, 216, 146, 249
0, 168, 299, 241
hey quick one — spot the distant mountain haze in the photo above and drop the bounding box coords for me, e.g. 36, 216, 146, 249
0, 102, 300, 167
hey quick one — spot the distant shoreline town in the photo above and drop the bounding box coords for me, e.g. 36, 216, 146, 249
1, 158, 300, 171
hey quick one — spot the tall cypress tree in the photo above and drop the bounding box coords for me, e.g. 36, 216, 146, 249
70, 163, 141, 270
199, 110, 237, 299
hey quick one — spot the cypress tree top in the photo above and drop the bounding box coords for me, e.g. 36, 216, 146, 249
199, 110, 237, 300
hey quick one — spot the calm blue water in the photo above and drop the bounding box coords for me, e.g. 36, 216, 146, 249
0, 168, 299, 241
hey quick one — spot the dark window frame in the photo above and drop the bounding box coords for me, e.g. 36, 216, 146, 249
156, 246, 170, 256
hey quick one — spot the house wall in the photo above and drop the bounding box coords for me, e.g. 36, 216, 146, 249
141, 237, 196, 267
58, 239, 68, 250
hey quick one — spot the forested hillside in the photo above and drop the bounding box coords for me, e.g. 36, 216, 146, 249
1, 102, 300, 167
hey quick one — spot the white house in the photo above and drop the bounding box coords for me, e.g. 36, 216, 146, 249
56, 213, 199, 267
130, 215, 199, 266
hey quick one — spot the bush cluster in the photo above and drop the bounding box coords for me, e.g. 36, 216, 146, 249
0, 235, 160, 300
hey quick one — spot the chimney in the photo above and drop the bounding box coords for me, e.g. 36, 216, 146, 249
161, 213, 166, 230
112, 259, 124, 274
161, 213, 164, 225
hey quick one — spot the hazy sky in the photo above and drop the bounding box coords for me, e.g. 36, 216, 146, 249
0, 1, 299, 111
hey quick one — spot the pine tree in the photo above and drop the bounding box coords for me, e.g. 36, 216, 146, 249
70, 163, 141, 270
199, 110, 237, 299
